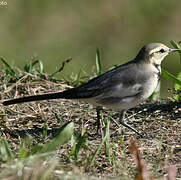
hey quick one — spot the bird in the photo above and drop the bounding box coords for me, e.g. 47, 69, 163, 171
3, 43, 178, 137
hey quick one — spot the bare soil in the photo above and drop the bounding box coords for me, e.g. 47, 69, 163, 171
1, 75, 181, 179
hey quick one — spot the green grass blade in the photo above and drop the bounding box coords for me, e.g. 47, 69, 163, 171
32, 60, 44, 74
170, 40, 181, 50
23, 62, 31, 73
162, 68, 181, 86
89, 116, 110, 166
24, 59, 44, 74
0, 57, 16, 76
0, 138, 14, 162
41, 121, 74, 153
89, 132, 108, 166
119, 136, 125, 149
55, 113, 63, 124
74, 133, 87, 160
173, 72, 181, 101
104, 117, 110, 159
174, 72, 181, 91
42, 119, 48, 140
76, 69, 82, 85
170, 40, 181, 63
96, 48, 102, 76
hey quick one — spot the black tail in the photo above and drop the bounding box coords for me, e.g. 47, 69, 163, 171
3, 89, 78, 106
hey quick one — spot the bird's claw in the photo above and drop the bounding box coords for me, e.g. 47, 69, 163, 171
138, 133, 153, 139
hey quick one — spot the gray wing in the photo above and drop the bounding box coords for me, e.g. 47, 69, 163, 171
72, 60, 145, 99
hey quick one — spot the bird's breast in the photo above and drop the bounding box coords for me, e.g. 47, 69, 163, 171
141, 70, 160, 99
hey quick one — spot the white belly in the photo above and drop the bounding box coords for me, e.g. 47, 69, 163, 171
142, 74, 159, 100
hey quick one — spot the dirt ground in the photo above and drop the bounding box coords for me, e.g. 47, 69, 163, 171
1, 77, 181, 179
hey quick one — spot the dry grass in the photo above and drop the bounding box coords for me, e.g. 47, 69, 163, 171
0, 71, 180, 179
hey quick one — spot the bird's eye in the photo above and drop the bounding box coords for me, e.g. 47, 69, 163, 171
159, 48, 165, 53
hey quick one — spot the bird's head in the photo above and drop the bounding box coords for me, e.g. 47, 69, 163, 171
135, 43, 179, 65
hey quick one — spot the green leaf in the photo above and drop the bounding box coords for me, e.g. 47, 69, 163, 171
41, 122, 74, 153
170, 40, 181, 50
162, 69, 181, 86
170, 40, 181, 63
174, 72, 181, 90
173, 94, 181, 101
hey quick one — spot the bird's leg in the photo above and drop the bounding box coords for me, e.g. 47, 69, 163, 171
119, 110, 144, 138
87, 106, 102, 137
96, 106, 102, 135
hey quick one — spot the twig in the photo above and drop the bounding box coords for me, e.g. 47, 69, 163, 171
50, 57, 72, 77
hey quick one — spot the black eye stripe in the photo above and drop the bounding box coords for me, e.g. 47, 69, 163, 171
159, 48, 165, 53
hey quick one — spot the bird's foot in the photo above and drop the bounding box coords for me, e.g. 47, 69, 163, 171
87, 130, 102, 138
138, 133, 153, 139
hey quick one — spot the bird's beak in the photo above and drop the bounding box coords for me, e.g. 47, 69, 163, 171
169, 48, 179, 53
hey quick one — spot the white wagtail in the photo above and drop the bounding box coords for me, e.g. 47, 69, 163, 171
3, 43, 178, 137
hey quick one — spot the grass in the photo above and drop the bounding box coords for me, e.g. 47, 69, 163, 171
0, 42, 181, 179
